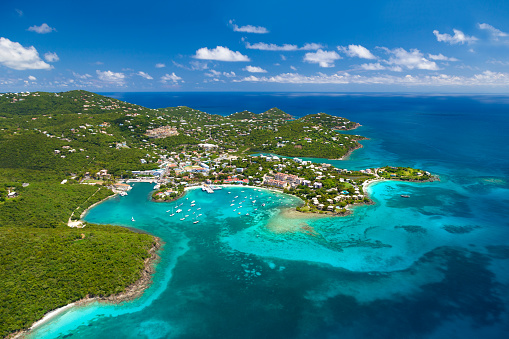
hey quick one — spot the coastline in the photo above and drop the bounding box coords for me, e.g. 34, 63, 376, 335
80, 193, 117, 219
14, 236, 162, 339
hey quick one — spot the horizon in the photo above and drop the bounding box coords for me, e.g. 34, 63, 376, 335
1, 0, 509, 93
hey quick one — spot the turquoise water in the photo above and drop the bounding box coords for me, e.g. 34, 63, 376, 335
29, 94, 509, 338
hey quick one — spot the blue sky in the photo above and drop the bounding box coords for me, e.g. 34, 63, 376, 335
1, 0, 509, 92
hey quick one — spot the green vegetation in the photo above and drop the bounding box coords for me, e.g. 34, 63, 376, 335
0, 225, 154, 337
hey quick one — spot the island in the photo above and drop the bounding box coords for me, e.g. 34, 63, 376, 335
0, 90, 436, 337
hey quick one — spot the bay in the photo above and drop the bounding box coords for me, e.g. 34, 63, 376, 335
28, 93, 509, 339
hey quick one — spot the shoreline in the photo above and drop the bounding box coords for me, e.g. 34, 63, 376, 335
15, 236, 163, 338
80, 192, 117, 219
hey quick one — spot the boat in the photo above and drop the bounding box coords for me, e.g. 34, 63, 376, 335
119, 191, 128, 196
400, 195, 410, 198
197, 207, 201, 210
191, 204, 196, 207
170, 213, 175, 217
191, 200, 195, 204
198, 214, 202, 217
131, 217, 135, 222
176, 209, 182, 213
245, 213, 249, 216
185, 214, 189, 217
180, 217, 185, 221
262, 203, 266, 207
193, 220, 199, 224
252, 200, 256, 203
230, 204, 235, 206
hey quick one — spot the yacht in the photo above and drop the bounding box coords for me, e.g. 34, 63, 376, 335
131, 217, 135, 222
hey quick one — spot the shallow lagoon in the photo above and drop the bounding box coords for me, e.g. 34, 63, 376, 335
28, 93, 509, 339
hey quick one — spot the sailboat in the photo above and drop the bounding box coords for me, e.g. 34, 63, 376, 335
131, 216, 135, 222
170, 206, 175, 217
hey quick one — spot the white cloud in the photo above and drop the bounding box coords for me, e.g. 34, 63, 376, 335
44, 52, 59, 62
155, 63, 166, 68
161, 72, 183, 83
137, 71, 153, 80
384, 48, 439, 70
360, 62, 386, 70
303, 49, 341, 68
28, 75, 36, 81
189, 60, 208, 70
433, 29, 477, 45
0, 37, 52, 70
96, 70, 125, 85
243, 65, 267, 73
301, 43, 325, 50
73, 72, 92, 79
280, 55, 287, 61
428, 53, 458, 62
338, 45, 376, 59
194, 46, 250, 62
246, 42, 298, 51
245, 42, 323, 51
15, 9, 23, 17
230, 20, 268, 34
205, 69, 236, 77
290, 66, 297, 71
478, 23, 508, 40
27, 23, 56, 34
234, 70, 509, 86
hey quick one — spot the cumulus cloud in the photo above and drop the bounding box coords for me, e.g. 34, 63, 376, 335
428, 53, 458, 61
433, 29, 477, 44
234, 70, 509, 86
44, 52, 59, 62
245, 42, 323, 51
230, 20, 268, 34
384, 48, 439, 70
194, 46, 250, 62
96, 70, 125, 84
161, 72, 183, 83
478, 23, 508, 40
27, 23, 56, 34
0, 37, 52, 70
303, 49, 341, 68
137, 71, 153, 80
155, 63, 166, 68
28, 75, 36, 81
338, 45, 376, 59
243, 65, 267, 73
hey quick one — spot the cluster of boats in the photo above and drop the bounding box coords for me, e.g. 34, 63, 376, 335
166, 199, 202, 223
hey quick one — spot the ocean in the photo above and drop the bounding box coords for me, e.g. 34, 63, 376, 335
28, 93, 509, 339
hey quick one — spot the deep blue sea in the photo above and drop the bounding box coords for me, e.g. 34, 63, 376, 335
29, 93, 509, 339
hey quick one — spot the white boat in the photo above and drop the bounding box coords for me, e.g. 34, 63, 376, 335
131, 217, 135, 222
230, 204, 235, 206
119, 191, 127, 196
191, 200, 195, 204
252, 200, 256, 203
197, 208, 201, 210
245, 213, 249, 216
198, 214, 202, 217
262, 203, 266, 207
193, 220, 199, 224
170, 213, 175, 217
176, 209, 182, 213
191, 204, 196, 207
187, 209, 191, 211
180, 217, 185, 221
185, 214, 189, 217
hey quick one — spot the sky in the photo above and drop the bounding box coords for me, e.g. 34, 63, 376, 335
1, 0, 509, 93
